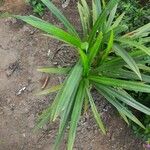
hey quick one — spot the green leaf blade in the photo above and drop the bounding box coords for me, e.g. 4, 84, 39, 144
89, 76, 150, 93
113, 44, 142, 80
41, 0, 79, 38
89, 31, 103, 64
86, 88, 106, 134
37, 67, 70, 74
67, 80, 86, 150
52, 62, 83, 120
15, 15, 81, 48
95, 85, 145, 128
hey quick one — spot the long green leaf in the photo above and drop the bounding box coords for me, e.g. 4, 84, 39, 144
92, 0, 99, 25
86, 88, 106, 134
34, 105, 51, 130
102, 69, 150, 83
119, 111, 129, 125
37, 84, 62, 95
95, 85, 145, 128
78, 2, 88, 37
52, 62, 83, 120
101, 87, 150, 115
89, 76, 150, 93
88, 0, 119, 46
15, 15, 81, 48
123, 23, 150, 39
108, 12, 125, 32
106, 4, 118, 28
81, 0, 90, 18
67, 80, 86, 150
37, 67, 70, 74
41, 0, 79, 38
113, 44, 141, 80
35, 84, 64, 129
100, 30, 114, 64
54, 84, 78, 150
93, 0, 102, 22
117, 38, 150, 56
96, 50, 146, 72
89, 32, 103, 64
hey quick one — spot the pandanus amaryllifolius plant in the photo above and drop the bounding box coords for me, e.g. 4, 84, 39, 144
15, 0, 150, 149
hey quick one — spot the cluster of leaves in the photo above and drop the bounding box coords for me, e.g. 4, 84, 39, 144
14, 0, 150, 149
119, 0, 150, 142
27, 0, 46, 16
118, 0, 150, 31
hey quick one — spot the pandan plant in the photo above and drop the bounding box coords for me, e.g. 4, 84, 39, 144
14, 0, 150, 149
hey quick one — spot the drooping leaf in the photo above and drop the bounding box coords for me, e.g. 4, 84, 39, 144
119, 111, 129, 125
96, 50, 146, 72
41, 0, 79, 37
101, 69, 150, 83
37, 84, 63, 95
86, 88, 106, 134
117, 38, 150, 56
54, 84, 78, 150
36, 82, 65, 128
123, 23, 150, 39
100, 86, 150, 115
113, 44, 141, 80
67, 80, 86, 150
95, 85, 145, 128
89, 76, 150, 93
15, 15, 81, 48
37, 67, 70, 74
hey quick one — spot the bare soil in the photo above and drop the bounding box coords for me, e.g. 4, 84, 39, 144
0, 1, 144, 150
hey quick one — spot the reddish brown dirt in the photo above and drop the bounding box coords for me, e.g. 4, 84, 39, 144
0, 1, 144, 150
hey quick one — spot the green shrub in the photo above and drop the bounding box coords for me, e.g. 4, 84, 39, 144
14, 0, 150, 149
119, 0, 150, 31
118, 0, 150, 143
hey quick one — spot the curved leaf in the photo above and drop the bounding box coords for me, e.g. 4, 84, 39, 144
86, 88, 106, 134
67, 80, 86, 150
89, 76, 150, 93
113, 44, 141, 80
95, 85, 145, 128
15, 15, 81, 48
37, 67, 70, 74
41, 0, 79, 38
